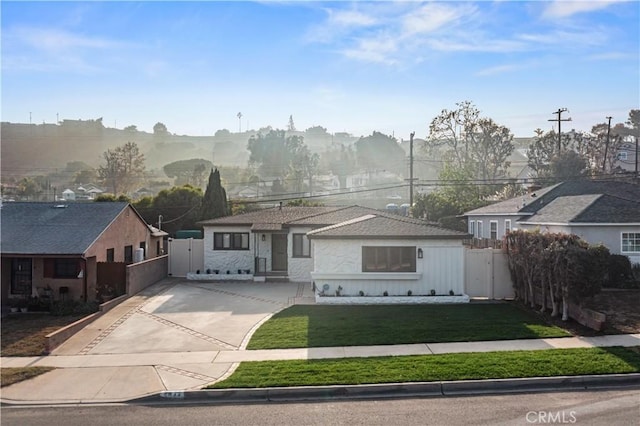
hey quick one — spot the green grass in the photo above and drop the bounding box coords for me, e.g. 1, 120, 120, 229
247, 304, 570, 349
1, 367, 55, 388
209, 346, 640, 388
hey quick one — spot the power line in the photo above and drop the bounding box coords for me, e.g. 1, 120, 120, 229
548, 108, 572, 153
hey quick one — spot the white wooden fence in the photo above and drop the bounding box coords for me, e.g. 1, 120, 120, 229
464, 248, 514, 299
168, 238, 204, 277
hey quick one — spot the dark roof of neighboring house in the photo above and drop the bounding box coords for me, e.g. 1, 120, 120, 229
520, 194, 640, 224
465, 180, 640, 223
198, 204, 467, 239
464, 184, 558, 215
307, 214, 469, 239
1, 202, 134, 255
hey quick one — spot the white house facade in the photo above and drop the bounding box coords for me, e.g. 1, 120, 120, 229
198, 205, 470, 287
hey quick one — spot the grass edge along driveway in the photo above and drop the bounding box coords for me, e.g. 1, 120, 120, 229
209, 346, 640, 389
247, 303, 570, 350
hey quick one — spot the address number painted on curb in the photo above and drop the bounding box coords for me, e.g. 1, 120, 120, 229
160, 391, 185, 399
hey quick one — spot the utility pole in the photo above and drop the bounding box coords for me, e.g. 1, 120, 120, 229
602, 116, 612, 172
237, 112, 242, 133
548, 108, 571, 153
409, 132, 415, 208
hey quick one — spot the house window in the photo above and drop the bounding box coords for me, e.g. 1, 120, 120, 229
362, 246, 416, 273
156, 240, 161, 256
106, 248, 114, 262
490, 221, 498, 240
124, 245, 133, 263
139, 242, 146, 259
55, 259, 78, 278
505, 220, 512, 235
214, 232, 249, 250
292, 234, 311, 258
621, 233, 640, 253
477, 221, 484, 239
469, 220, 476, 236
618, 151, 628, 161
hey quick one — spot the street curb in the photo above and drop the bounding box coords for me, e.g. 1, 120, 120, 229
128, 373, 640, 405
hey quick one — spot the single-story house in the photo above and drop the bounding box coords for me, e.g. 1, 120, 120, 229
198, 205, 470, 296
464, 180, 640, 263
1, 201, 163, 304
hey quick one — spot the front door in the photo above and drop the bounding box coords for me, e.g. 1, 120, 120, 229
271, 234, 288, 272
11, 258, 32, 296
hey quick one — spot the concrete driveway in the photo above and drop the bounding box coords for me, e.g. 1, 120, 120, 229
1, 278, 315, 403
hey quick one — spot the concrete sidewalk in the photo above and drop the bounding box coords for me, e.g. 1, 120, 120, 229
1, 277, 638, 405
1, 334, 639, 404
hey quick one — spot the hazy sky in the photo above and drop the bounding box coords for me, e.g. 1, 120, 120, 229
2, 1, 638, 139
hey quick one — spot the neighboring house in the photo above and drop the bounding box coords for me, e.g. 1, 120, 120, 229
464, 180, 640, 264
198, 205, 470, 294
1, 202, 160, 303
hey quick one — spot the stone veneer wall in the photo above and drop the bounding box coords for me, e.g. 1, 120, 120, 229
203, 226, 255, 274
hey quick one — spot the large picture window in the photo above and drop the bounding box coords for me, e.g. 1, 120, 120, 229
214, 232, 249, 250
622, 232, 640, 253
362, 246, 416, 273
292, 234, 311, 258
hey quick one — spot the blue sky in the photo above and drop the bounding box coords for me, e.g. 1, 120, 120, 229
2, 1, 638, 139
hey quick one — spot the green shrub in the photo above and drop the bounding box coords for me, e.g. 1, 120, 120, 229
605, 254, 634, 288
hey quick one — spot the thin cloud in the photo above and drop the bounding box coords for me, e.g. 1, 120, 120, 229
475, 64, 522, 76
9, 26, 126, 53
542, 0, 628, 19
403, 3, 475, 35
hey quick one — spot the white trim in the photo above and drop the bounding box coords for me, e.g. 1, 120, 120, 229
311, 272, 422, 281
621, 231, 640, 254
469, 220, 476, 236
517, 221, 640, 227
505, 219, 512, 234
489, 220, 498, 240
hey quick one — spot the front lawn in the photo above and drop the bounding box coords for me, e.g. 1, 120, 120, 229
1, 367, 55, 388
1, 314, 84, 356
247, 303, 570, 349
210, 346, 640, 388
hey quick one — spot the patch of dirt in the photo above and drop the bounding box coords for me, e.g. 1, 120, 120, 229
582, 290, 640, 335
511, 289, 640, 337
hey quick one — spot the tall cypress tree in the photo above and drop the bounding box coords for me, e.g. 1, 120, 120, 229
200, 168, 228, 220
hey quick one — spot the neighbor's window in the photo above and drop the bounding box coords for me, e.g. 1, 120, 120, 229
469, 220, 476, 236
106, 248, 114, 262
477, 221, 484, 239
621, 232, 640, 253
214, 232, 249, 250
618, 151, 628, 161
124, 245, 133, 263
505, 219, 512, 234
490, 221, 498, 240
55, 259, 78, 278
362, 246, 416, 273
292, 234, 311, 258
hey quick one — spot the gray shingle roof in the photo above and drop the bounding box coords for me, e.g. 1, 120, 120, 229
1, 202, 130, 255
308, 214, 470, 239
465, 180, 640, 224
198, 206, 341, 227
198, 204, 467, 238
520, 194, 640, 224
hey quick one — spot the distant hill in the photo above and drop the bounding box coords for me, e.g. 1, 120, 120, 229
1, 121, 362, 181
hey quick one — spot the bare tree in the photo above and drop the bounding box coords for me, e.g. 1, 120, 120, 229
98, 142, 145, 195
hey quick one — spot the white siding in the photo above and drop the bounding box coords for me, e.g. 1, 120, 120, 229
312, 238, 465, 296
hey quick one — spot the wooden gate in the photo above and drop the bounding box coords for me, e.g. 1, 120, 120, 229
97, 262, 127, 296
